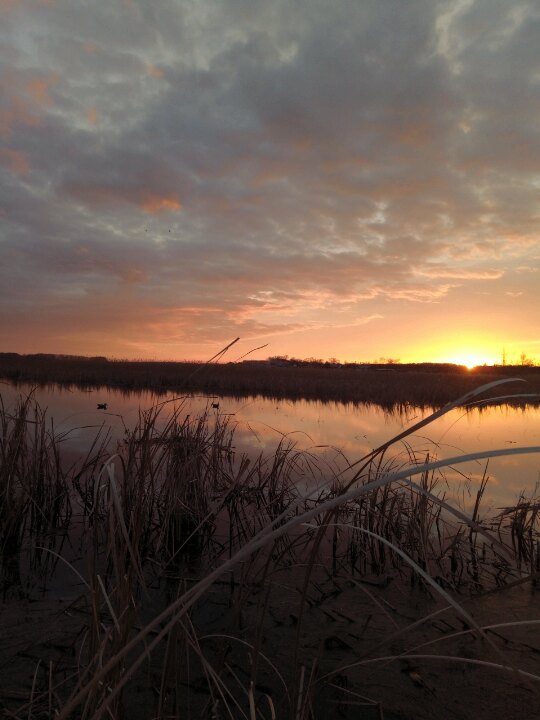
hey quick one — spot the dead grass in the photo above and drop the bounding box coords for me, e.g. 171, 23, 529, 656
1, 381, 539, 719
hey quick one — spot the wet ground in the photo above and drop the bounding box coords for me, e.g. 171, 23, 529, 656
2, 563, 539, 719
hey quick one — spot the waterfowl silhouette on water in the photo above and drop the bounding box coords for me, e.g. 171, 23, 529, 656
97, 403, 108, 410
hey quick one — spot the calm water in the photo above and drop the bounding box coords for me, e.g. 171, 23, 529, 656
2, 381, 539, 514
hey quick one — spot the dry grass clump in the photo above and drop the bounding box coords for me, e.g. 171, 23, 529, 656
0, 393, 73, 595
1, 381, 540, 719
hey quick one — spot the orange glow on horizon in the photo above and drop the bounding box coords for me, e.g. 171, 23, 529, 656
399, 330, 507, 369
407, 349, 501, 369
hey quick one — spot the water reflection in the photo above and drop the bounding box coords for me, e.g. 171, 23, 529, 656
1, 381, 539, 513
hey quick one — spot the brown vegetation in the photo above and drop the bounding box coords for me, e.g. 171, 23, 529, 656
1, 352, 540, 408
1, 387, 539, 719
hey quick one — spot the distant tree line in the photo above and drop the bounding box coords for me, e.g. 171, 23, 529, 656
1, 351, 539, 407
266, 356, 473, 373
0, 352, 109, 362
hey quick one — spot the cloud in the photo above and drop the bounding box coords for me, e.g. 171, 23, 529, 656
140, 194, 181, 213
0, 148, 30, 176
63, 182, 182, 214
0, 67, 58, 137
86, 107, 98, 125
0, 0, 539, 359
145, 65, 164, 79
416, 267, 503, 280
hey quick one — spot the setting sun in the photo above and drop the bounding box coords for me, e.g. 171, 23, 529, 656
402, 333, 504, 369
443, 352, 491, 369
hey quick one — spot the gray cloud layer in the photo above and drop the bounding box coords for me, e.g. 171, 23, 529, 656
1, 0, 539, 357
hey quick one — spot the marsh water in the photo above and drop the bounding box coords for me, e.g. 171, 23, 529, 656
2, 380, 540, 720
2, 380, 539, 514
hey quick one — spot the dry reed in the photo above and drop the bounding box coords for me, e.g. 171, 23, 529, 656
1, 381, 539, 719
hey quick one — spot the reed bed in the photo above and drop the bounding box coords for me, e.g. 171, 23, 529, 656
0, 393, 73, 594
2, 353, 540, 408
1, 382, 539, 719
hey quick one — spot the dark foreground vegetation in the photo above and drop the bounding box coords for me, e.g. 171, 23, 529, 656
1, 352, 540, 408
1, 383, 539, 719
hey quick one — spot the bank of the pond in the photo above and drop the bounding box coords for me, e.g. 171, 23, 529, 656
2, 353, 540, 408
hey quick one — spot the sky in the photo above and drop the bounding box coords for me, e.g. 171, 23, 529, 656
1, 0, 539, 366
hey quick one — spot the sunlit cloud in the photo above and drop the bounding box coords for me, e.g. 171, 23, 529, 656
416, 267, 503, 280
86, 107, 98, 125
141, 194, 181, 213
62, 183, 182, 214
0, 148, 30, 176
0, 0, 539, 361
145, 65, 164, 79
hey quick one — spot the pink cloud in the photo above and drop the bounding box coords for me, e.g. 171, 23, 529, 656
65, 183, 182, 214
0, 147, 30, 176
145, 65, 164, 79
141, 193, 181, 213
86, 107, 98, 125
0, 70, 57, 137
416, 267, 503, 280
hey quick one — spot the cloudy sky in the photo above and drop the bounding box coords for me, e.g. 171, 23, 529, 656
1, 0, 539, 365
